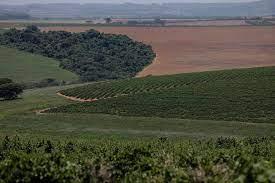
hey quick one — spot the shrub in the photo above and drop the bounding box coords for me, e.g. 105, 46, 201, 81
0, 79, 23, 100
0, 136, 274, 182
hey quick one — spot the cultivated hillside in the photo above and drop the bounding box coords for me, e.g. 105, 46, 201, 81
49, 66, 275, 123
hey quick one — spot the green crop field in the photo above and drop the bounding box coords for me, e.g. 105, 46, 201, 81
0, 46, 78, 83
2, 84, 275, 138
1, 68, 275, 181
51, 66, 275, 124
0, 135, 273, 182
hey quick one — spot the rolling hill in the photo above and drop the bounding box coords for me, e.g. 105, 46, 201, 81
0, 46, 78, 83
49, 66, 275, 123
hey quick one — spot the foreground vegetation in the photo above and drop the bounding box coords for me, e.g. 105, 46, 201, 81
0, 46, 78, 84
0, 74, 274, 182
0, 29, 6, 34
0, 136, 274, 182
50, 66, 275, 123
0, 26, 155, 81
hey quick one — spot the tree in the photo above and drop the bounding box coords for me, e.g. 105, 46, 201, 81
104, 17, 112, 24
0, 27, 155, 82
0, 79, 23, 100
154, 18, 165, 26
25, 25, 40, 33
0, 78, 12, 85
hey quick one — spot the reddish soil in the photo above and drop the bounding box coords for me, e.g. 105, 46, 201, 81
42, 26, 275, 77
165, 20, 249, 26
56, 92, 98, 102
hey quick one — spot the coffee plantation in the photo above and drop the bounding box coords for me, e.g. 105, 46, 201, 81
0, 136, 274, 182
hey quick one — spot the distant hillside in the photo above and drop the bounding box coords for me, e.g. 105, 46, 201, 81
0, 46, 78, 83
0, 10, 30, 20
0, 0, 274, 18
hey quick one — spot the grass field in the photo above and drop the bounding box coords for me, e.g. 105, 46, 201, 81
0, 46, 78, 83
49, 66, 275, 124
41, 26, 275, 77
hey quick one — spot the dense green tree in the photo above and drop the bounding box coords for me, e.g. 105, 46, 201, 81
154, 18, 166, 26
0, 78, 12, 85
0, 26, 155, 81
0, 79, 23, 100
104, 17, 112, 24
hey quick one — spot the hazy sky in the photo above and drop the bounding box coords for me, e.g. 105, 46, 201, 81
1, 0, 257, 5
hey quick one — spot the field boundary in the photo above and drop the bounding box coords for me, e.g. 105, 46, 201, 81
57, 92, 99, 102
136, 54, 158, 77
56, 91, 133, 102
35, 108, 54, 115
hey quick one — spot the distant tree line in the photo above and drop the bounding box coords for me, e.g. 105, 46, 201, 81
0, 11, 31, 20
0, 78, 23, 100
0, 26, 155, 81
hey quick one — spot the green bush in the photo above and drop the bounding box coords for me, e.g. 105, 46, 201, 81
0, 136, 274, 182
0, 78, 12, 85
0, 79, 23, 100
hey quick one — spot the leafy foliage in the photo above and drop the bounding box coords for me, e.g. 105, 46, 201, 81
50, 66, 275, 123
0, 78, 12, 85
0, 136, 274, 182
0, 26, 155, 81
0, 78, 23, 100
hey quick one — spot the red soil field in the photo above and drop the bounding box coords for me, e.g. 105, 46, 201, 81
42, 26, 275, 77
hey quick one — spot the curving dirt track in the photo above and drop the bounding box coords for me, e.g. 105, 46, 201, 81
42, 26, 275, 77
56, 92, 98, 102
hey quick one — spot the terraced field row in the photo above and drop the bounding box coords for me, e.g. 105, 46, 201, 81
59, 67, 271, 100
50, 67, 275, 123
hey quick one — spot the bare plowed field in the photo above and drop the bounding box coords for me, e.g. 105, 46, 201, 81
42, 26, 275, 77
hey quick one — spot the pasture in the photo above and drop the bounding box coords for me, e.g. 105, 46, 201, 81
0, 46, 78, 83
41, 26, 275, 77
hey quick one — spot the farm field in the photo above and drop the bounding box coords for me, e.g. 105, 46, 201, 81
165, 19, 249, 26
49, 66, 275, 124
1, 23, 275, 181
0, 135, 273, 182
1, 68, 274, 182
50, 67, 275, 123
1, 82, 275, 138
41, 26, 275, 77
0, 46, 78, 83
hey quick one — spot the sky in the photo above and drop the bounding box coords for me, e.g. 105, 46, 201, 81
0, 0, 257, 5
